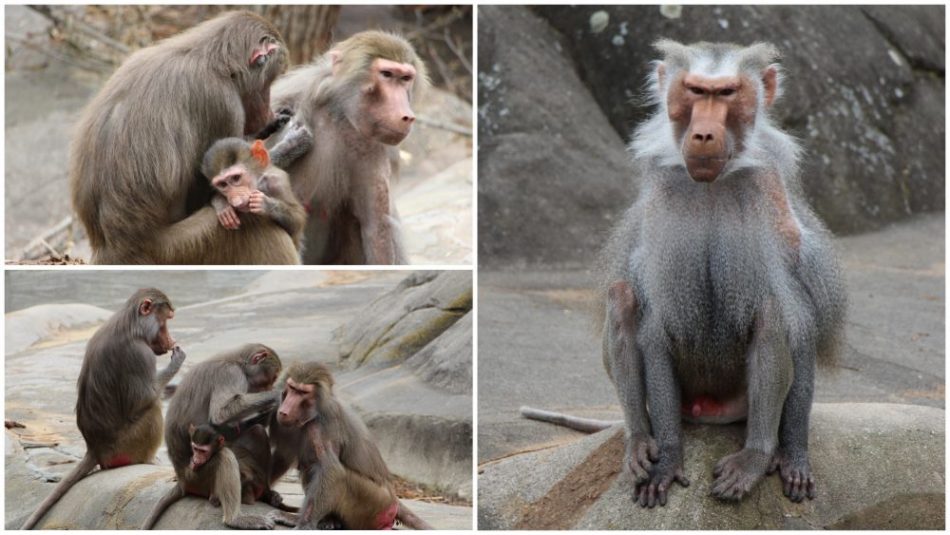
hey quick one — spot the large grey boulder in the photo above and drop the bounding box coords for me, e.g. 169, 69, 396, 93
331, 270, 474, 498
477, 6, 637, 268
478, 403, 945, 530
535, 5, 945, 236
334, 271, 473, 392
5, 460, 471, 529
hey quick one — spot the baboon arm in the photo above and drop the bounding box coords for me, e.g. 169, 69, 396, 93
209, 375, 279, 426
258, 172, 306, 245
353, 177, 396, 264
155, 347, 186, 390
268, 122, 314, 170
153, 207, 221, 264
298, 457, 344, 529
215, 448, 243, 525
269, 446, 297, 486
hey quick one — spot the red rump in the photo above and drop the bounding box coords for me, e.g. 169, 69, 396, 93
374, 501, 398, 530
103, 453, 133, 468
250, 140, 270, 168
682, 395, 725, 418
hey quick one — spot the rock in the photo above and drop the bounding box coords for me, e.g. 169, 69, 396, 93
4, 460, 470, 530
477, 6, 637, 268
478, 403, 945, 529
5, 304, 111, 355
534, 5, 945, 236
406, 311, 473, 395
334, 271, 473, 375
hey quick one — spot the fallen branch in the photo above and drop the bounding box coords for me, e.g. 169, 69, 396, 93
17, 215, 75, 262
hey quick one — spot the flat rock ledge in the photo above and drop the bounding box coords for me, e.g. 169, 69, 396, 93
478, 403, 945, 530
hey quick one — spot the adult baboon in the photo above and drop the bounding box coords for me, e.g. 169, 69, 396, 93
596, 40, 846, 507
21, 289, 184, 529
267, 362, 433, 529
142, 344, 283, 529
71, 11, 308, 264
271, 31, 429, 265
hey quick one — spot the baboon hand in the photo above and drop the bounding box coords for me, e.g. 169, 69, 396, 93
216, 204, 241, 230
170, 346, 186, 367
248, 191, 270, 215
634, 451, 690, 508
267, 510, 296, 527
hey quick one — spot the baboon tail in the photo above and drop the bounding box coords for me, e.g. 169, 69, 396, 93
21, 451, 98, 529
141, 483, 184, 529
519, 406, 619, 433
396, 501, 434, 530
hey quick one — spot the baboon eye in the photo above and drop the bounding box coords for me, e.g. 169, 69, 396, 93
689, 86, 705, 95
228, 174, 241, 184
381, 70, 393, 78
720, 88, 735, 96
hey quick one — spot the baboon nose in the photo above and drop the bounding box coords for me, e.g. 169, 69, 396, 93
692, 132, 714, 143
402, 114, 415, 123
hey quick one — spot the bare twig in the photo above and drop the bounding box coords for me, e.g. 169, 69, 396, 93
426, 41, 458, 97
405, 7, 469, 41
443, 28, 471, 74
29, 5, 131, 54
17, 216, 75, 261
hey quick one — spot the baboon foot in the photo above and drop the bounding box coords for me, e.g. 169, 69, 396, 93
711, 448, 771, 501
768, 448, 816, 502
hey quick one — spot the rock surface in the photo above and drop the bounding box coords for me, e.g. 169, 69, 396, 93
477, 214, 944, 528
478, 5, 945, 267
5, 271, 472, 528
477, 6, 637, 268
479, 403, 945, 530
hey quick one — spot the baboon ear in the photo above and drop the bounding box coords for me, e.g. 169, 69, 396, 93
251, 349, 268, 365
217, 435, 225, 447
139, 298, 153, 316
330, 50, 343, 76
250, 140, 270, 168
188, 423, 196, 435
762, 66, 778, 108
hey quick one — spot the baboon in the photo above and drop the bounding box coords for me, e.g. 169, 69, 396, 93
595, 40, 846, 507
142, 344, 283, 529
21, 289, 184, 529
202, 137, 307, 249
267, 362, 433, 529
270, 31, 429, 265
70, 11, 310, 264
186, 423, 297, 511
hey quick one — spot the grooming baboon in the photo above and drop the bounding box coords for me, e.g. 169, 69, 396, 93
267, 362, 433, 529
595, 40, 846, 507
142, 344, 283, 529
70, 11, 311, 264
202, 137, 308, 249
21, 289, 184, 529
270, 31, 429, 265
